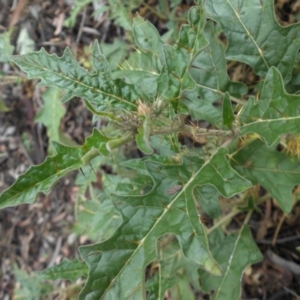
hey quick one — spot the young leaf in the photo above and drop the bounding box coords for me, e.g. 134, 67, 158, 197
78, 150, 251, 299
232, 139, 300, 213
204, 0, 300, 82
35, 87, 66, 154
64, 0, 93, 28
0, 129, 109, 209
38, 258, 88, 281
199, 226, 262, 300
113, 15, 164, 99
0, 31, 14, 63
241, 67, 300, 146
182, 22, 247, 126
157, 5, 206, 101
14, 267, 53, 300
108, 0, 136, 31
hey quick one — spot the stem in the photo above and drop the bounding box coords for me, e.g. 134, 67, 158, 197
207, 193, 271, 235
154, 115, 232, 137
207, 208, 239, 235
142, 2, 168, 20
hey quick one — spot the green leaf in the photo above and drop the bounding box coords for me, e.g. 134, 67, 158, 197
232, 138, 300, 213
14, 267, 53, 300
204, 0, 300, 82
147, 236, 200, 300
10, 44, 139, 111
182, 22, 247, 126
149, 135, 178, 157
113, 15, 164, 89
108, 0, 138, 31
157, 5, 206, 101
35, 87, 66, 154
78, 150, 251, 299
169, 275, 196, 300
38, 258, 88, 281
0, 129, 109, 209
146, 273, 176, 300
101, 39, 129, 71
223, 92, 235, 129
74, 164, 122, 242
194, 185, 221, 219
199, 226, 262, 300
133, 15, 164, 58
241, 67, 300, 146
0, 31, 14, 63
65, 0, 93, 28
17, 27, 35, 55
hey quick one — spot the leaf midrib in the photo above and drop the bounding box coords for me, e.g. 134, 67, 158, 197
225, 0, 269, 69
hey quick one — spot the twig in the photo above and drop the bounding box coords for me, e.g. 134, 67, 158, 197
47, 236, 63, 268
76, 7, 87, 44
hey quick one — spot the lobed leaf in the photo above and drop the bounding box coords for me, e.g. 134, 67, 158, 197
38, 258, 88, 281
10, 42, 139, 111
146, 235, 201, 299
232, 139, 300, 213
133, 15, 164, 59
0, 31, 14, 63
35, 87, 67, 154
108, 0, 136, 31
182, 22, 247, 126
241, 67, 300, 146
78, 149, 251, 299
156, 5, 206, 101
193, 185, 221, 219
204, 0, 300, 82
199, 226, 262, 300
223, 92, 235, 129
0, 129, 109, 209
